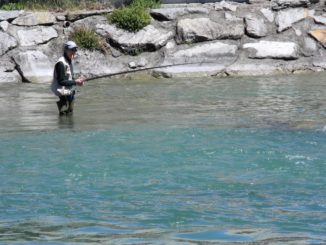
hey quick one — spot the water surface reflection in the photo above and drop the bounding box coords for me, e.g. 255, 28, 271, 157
0, 73, 325, 133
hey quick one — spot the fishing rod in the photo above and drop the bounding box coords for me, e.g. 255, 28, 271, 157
82, 55, 241, 82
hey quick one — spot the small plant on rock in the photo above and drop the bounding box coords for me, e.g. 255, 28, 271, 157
70, 25, 109, 53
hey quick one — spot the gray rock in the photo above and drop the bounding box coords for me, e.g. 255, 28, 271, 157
0, 10, 23, 21
13, 50, 53, 83
243, 40, 300, 59
0, 59, 15, 72
226, 61, 281, 76
74, 15, 107, 28
16, 26, 58, 46
150, 7, 209, 21
56, 15, 66, 21
314, 15, 326, 25
176, 18, 244, 43
0, 21, 9, 32
96, 24, 174, 54
128, 61, 137, 69
153, 63, 227, 78
260, 8, 275, 23
271, 0, 311, 10
245, 14, 268, 38
0, 31, 17, 55
12, 12, 56, 26
214, 1, 237, 12
302, 37, 317, 56
0, 70, 21, 83
275, 8, 315, 32
225, 12, 242, 21
66, 9, 112, 21
169, 41, 237, 61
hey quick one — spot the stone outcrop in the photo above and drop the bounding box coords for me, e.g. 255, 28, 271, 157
0, 31, 17, 55
12, 12, 56, 26
0, 0, 325, 83
96, 24, 174, 54
150, 7, 209, 21
275, 8, 315, 32
13, 51, 53, 83
8, 26, 58, 47
0, 10, 23, 21
245, 14, 268, 38
243, 41, 300, 59
176, 17, 244, 43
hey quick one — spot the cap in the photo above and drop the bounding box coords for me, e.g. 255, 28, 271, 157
64, 41, 78, 50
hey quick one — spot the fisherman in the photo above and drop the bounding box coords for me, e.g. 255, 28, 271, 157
51, 41, 84, 115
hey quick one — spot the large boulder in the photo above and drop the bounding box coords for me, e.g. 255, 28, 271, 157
0, 70, 21, 83
164, 41, 238, 64
150, 7, 209, 21
245, 14, 268, 38
13, 50, 53, 83
243, 41, 300, 59
176, 17, 244, 44
0, 10, 23, 21
0, 31, 17, 55
0, 59, 21, 83
96, 24, 174, 54
309, 29, 326, 48
275, 8, 315, 32
12, 26, 58, 46
12, 12, 56, 26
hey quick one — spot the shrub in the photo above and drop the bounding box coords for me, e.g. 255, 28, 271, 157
108, 6, 151, 32
131, 0, 160, 9
70, 26, 105, 51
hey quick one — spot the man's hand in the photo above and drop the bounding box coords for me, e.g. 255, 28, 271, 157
75, 78, 84, 86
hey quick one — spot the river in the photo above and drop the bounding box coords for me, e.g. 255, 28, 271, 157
0, 73, 325, 244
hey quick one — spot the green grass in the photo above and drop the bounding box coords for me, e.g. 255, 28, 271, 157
69, 25, 109, 52
0, 0, 108, 11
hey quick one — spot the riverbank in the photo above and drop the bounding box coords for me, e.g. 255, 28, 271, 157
0, 0, 325, 83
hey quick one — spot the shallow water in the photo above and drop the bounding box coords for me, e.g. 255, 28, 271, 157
0, 73, 326, 244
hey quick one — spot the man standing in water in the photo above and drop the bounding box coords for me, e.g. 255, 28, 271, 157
51, 41, 84, 115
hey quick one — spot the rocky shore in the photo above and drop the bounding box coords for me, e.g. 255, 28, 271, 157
0, 0, 325, 83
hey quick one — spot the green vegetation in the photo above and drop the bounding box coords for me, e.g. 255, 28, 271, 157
108, 0, 160, 32
131, 0, 160, 9
0, 0, 107, 11
108, 6, 151, 32
70, 25, 109, 53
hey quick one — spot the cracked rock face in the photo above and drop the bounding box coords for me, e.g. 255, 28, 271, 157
9, 26, 58, 47
0, 31, 18, 56
275, 8, 315, 32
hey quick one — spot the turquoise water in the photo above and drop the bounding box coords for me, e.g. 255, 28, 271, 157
1, 74, 326, 244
